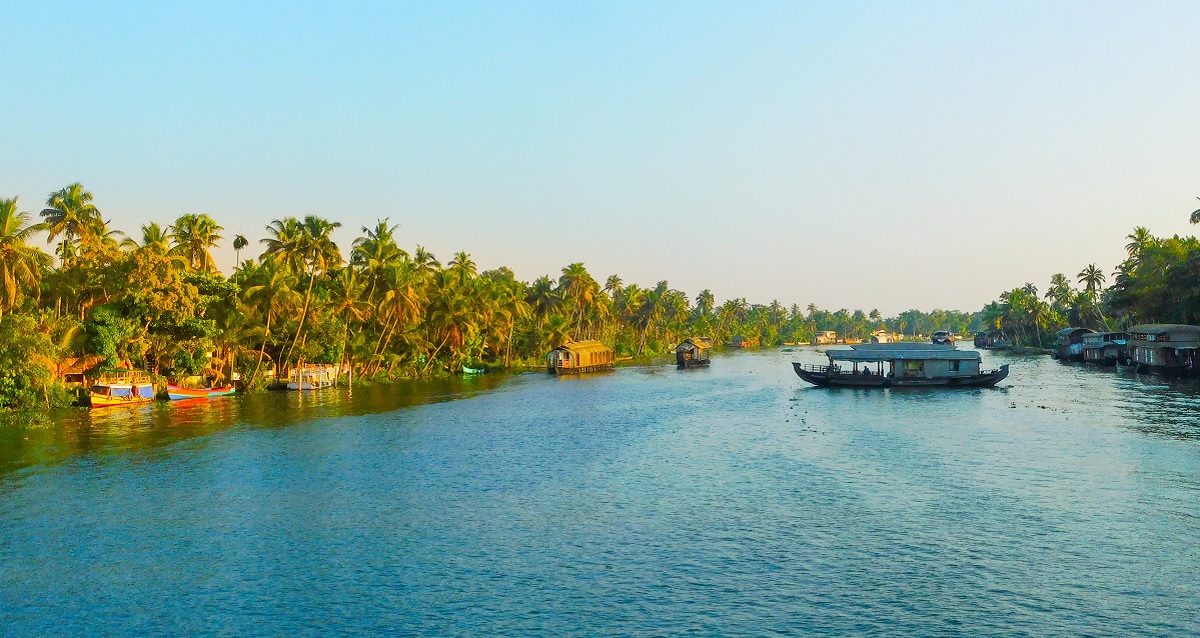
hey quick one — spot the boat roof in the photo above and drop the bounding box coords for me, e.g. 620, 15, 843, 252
1057, 327, 1094, 336
1128, 324, 1200, 334
826, 345, 980, 362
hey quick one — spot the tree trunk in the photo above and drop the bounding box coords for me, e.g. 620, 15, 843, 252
250, 312, 273, 385
285, 269, 317, 367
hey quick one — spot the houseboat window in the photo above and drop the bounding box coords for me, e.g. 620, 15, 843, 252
949, 360, 960, 372
904, 361, 922, 372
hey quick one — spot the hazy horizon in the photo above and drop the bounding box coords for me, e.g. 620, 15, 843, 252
5, 2, 1200, 315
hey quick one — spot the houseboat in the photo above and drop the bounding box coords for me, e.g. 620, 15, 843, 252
792, 343, 1009, 388
287, 364, 339, 390
675, 337, 713, 368
547, 340, 615, 374
1127, 324, 1200, 375
1053, 327, 1094, 361
1081, 332, 1127, 366
730, 335, 759, 348
931, 330, 954, 345
870, 330, 894, 344
89, 370, 156, 408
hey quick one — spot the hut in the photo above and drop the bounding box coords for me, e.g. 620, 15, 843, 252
675, 338, 713, 367
1081, 332, 1127, 366
1053, 328, 1094, 361
547, 340, 615, 374
1127, 324, 1200, 374
730, 335, 759, 348
813, 331, 838, 346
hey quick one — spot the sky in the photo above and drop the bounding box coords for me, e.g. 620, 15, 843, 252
3, 1, 1199, 315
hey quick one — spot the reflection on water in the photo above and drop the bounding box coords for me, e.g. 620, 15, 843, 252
2, 349, 1199, 635
0, 374, 510, 477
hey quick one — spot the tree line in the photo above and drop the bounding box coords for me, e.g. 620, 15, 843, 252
977, 200, 1200, 346
0, 182, 974, 410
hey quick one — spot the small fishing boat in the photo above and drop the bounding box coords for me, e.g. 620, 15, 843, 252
166, 384, 236, 400
793, 343, 1009, 388
462, 365, 486, 375
89, 370, 156, 408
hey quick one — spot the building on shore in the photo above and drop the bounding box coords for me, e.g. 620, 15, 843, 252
1127, 324, 1200, 374
1081, 332, 1127, 366
1053, 328, 1094, 361
813, 330, 838, 346
547, 340, 615, 374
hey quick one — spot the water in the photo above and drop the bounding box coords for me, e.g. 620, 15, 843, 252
2, 349, 1199, 636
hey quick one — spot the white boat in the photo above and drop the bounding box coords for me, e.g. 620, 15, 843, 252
286, 364, 338, 390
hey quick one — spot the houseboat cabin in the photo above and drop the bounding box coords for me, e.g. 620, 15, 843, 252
870, 330, 893, 344
89, 370, 155, 408
1127, 324, 1200, 374
1053, 327, 1094, 361
675, 337, 713, 367
792, 343, 1008, 388
1081, 332, 1127, 366
547, 340, 615, 374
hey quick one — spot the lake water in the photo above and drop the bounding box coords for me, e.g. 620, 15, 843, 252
2, 349, 1198, 635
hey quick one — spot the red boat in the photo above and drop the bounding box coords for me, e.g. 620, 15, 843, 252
166, 384, 236, 400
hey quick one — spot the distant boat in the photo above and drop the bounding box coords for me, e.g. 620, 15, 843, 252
166, 384, 236, 400
675, 337, 713, 368
931, 330, 954, 345
89, 370, 155, 408
287, 364, 338, 390
462, 365, 486, 375
793, 343, 1008, 388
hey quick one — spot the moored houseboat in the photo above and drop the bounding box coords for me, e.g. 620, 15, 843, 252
813, 330, 838, 346
1081, 332, 1127, 366
1127, 324, 1200, 375
792, 343, 1008, 388
547, 340, 615, 374
931, 330, 954, 345
89, 370, 156, 408
287, 364, 339, 390
730, 335, 759, 348
1053, 327, 1094, 361
675, 337, 713, 367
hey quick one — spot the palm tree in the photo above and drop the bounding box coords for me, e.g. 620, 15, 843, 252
1190, 197, 1200, 225
241, 259, 301, 383
448, 251, 477, 286
328, 268, 371, 371
233, 234, 248, 265
351, 218, 406, 304
412, 245, 440, 276
120, 222, 171, 251
559, 262, 598, 336
40, 183, 101, 261
262, 216, 343, 367
1077, 264, 1109, 329
1125, 227, 1154, 259
168, 213, 224, 272
0, 197, 51, 319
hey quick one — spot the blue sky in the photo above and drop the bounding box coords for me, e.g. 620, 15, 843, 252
4, 1, 1199, 314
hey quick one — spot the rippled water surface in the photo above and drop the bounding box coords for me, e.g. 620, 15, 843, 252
2, 349, 1199, 635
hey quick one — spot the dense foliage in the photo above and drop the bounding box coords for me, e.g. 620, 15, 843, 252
2, 183, 977, 409
976, 222, 1200, 347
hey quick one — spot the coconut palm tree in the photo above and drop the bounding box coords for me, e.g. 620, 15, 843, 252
233, 234, 248, 265
0, 197, 51, 319
1190, 197, 1200, 225
40, 183, 102, 261
168, 213, 224, 272
558, 262, 598, 335
412, 245, 440, 276
448, 251, 477, 286
1125, 227, 1154, 260
351, 218, 406, 304
1077, 264, 1109, 329
263, 215, 343, 367
241, 259, 301, 383
328, 268, 371, 370
120, 222, 171, 251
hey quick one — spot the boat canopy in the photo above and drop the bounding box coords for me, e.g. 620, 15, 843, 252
827, 347, 980, 363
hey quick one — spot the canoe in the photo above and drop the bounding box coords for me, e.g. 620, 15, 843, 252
462, 366, 486, 375
166, 384, 236, 400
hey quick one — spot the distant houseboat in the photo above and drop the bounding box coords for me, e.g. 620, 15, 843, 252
1081, 332, 1127, 366
1127, 324, 1200, 375
547, 340, 615, 374
1053, 328, 1094, 361
792, 343, 1008, 388
287, 364, 339, 390
870, 330, 894, 344
730, 335, 759, 348
89, 370, 155, 408
813, 331, 838, 346
675, 338, 713, 367
931, 330, 954, 345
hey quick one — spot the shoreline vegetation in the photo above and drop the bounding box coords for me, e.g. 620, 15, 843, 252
0, 182, 974, 412
1, 183, 1194, 412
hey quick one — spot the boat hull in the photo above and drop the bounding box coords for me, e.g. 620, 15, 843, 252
166, 384, 236, 400
792, 363, 1009, 388
89, 393, 155, 408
